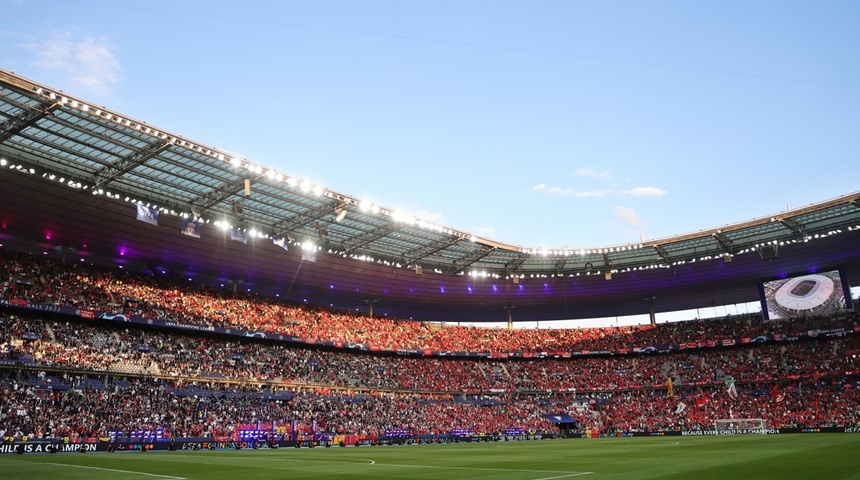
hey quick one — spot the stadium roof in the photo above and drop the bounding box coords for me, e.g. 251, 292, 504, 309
2, 68, 860, 323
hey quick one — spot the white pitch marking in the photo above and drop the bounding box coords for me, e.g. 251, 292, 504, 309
41, 463, 186, 479
531, 472, 593, 480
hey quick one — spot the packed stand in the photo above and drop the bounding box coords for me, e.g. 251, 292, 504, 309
3, 251, 860, 439
1, 252, 855, 355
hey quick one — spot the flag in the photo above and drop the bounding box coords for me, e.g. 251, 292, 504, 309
181, 217, 202, 238
666, 377, 674, 398
136, 204, 159, 226
229, 227, 248, 245
272, 236, 288, 251
675, 402, 686, 414
542, 413, 576, 424
771, 384, 784, 403
724, 378, 738, 398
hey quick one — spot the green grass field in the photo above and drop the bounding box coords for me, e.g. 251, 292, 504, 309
3, 435, 860, 480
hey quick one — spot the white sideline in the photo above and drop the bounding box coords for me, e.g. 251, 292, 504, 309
41, 462, 187, 479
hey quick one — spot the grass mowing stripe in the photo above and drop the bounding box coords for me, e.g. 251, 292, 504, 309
216, 455, 377, 464
205, 454, 592, 477
333, 460, 591, 476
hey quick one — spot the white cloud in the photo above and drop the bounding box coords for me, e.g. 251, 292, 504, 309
613, 205, 645, 228
532, 184, 606, 198
534, 183, 668, 199
21, 29, 122, 97
573, 167, 612, 180
623, 186, 668, 197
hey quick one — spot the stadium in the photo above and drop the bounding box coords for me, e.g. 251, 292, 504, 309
2, 64, 860, 479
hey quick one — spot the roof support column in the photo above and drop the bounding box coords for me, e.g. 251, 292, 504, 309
503, 305, 515, 331
645, 296, 657, 325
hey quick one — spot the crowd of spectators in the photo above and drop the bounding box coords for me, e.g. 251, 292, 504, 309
2, 252, 856, 354
2, 368, 857, 442
3, 315, 859, 393
3, 312, 860, 433
571, 382, 860, 432
2, 250, 859, 442
0, 371, 558, 441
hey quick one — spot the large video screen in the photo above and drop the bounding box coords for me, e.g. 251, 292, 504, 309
759, 269, 853, 321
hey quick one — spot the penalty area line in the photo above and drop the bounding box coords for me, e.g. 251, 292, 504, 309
42, 463, 186, 479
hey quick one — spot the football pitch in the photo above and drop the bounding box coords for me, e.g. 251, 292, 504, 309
2, 435, 860, 480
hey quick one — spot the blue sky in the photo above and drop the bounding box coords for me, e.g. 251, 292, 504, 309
2, 0, 859, 251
